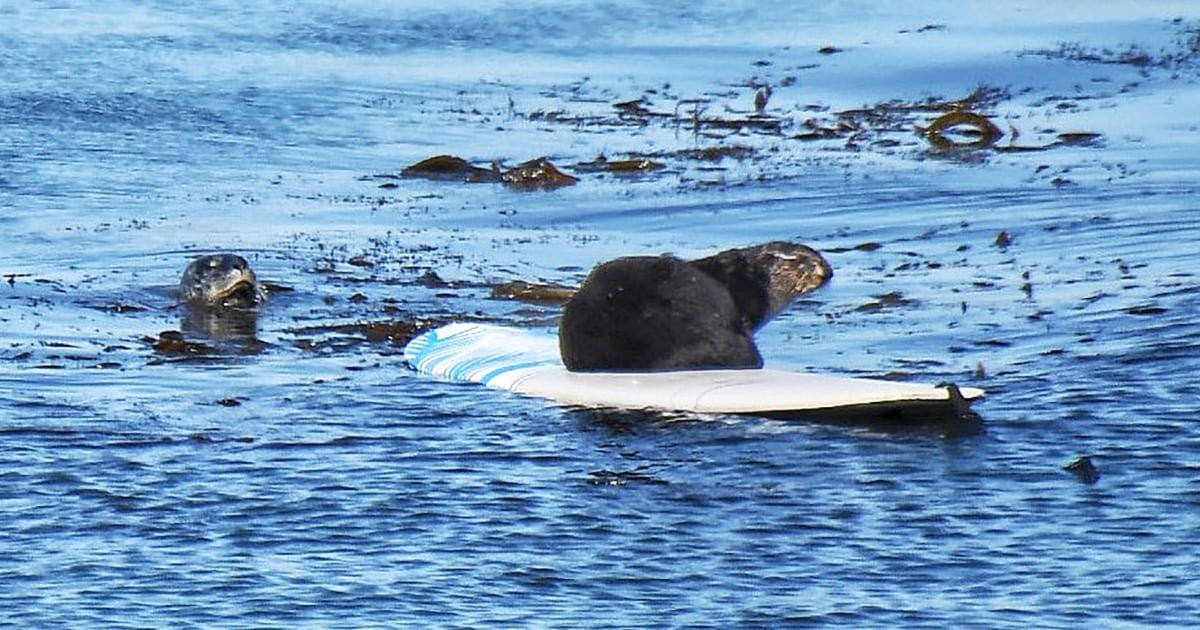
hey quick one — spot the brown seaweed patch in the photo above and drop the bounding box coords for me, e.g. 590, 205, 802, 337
400, 154, 499, 183
400, 155, 578, 190
675, 145, 756, 161
855, 291, 918, 312
695, 116, 785, 133
787, 86, 1011, 151
612, 98, 662, 117
823, 242, 883, 254
919, 111, 1003, 149
1030, 41, 1181, 69
500, 158, 579, 190
614, 97, 785, 135
573, 156, 665, 174
289, 318, 436, 352
1055, 132, 1104, 147
490, 280, 575, 305
148, 330, 214, 356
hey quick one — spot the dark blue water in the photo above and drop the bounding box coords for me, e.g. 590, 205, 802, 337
3, 1, 1200, 626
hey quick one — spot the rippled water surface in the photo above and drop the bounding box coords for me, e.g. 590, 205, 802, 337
4, 1, 1200, 626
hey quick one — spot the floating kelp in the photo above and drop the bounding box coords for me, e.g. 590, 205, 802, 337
612, 95, 785, 134
400, 155, 577, 190
573, 156, 665, 174
385, 81, 1103, 192
500, 157, 579, 190
1055, 132, 1104, 147
918, 110, 1004, 149
400, 154, 499, 183
1026, 19, 1200, 70
148, 330, 214, 356
612, 98, 663, 117
855, 291, 918, 312
489, 280, 575, 305
991, 131, 1104, 153
793, 122, 845, 141
289, 319, 431, 352
676, 145, 756, 161
695, 116, 784, 133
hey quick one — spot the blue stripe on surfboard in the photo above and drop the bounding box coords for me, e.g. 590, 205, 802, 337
478, 359, 560, 386
404, 324, 564, 384
405, 325, 486, 373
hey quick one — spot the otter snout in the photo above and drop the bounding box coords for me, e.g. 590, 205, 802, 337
758, 241, 832, 294
180, 253, 266, 307
753, 242, 832, 321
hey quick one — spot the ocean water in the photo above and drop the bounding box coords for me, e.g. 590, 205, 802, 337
2, 1, 1199, 627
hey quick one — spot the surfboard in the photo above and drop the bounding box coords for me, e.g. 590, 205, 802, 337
403, 323, 985, 422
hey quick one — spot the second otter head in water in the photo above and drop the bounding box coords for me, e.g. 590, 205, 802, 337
179, 253, 267, 308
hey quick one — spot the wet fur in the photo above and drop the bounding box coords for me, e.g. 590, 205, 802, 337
179, 254, 265, 307
559, 242, 831, 372
559, 256, 762, 371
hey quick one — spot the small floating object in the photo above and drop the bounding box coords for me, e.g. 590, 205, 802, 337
1064, 456, 1100, 484
405, 323, 985, 424
574, 156, 665, 174
754, 85, 773, 115
489, 280, 576, 305
1055, 132, 1104, 147
613, 98, 653, 115
400, 154, 499, 182
604, 158, 663, 173
149, 330, 213, 356
500, 157, 579, 190
919, 110, 1003, 149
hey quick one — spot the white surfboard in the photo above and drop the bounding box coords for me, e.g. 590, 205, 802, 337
404, 323, 984, 420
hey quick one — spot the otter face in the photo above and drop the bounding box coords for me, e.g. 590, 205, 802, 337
179, 254, 266, 307
750, 241, 833, 321
689, 241, 832, 332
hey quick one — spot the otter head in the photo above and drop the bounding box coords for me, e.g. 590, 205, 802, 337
689, 241, 831, 332
751, 241, 833, 322
179, 254, 266, 308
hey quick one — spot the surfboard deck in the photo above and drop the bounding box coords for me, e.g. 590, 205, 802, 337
404, 323, 985, 421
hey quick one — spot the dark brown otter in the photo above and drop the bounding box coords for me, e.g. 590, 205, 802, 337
559, 241, 832, 371
179, 253, 266, 308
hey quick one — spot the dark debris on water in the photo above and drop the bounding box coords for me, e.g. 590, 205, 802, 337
399, 155, 579, 190
381, 83, 1105, 193
1064, 456, 1100, 484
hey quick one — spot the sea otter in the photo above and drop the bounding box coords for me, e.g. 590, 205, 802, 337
178, 253, 266, 308
559, 241, 832, 371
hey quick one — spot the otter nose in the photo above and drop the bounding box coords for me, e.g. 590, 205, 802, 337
785, 247, 832, 292
815, 254, 833, 283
